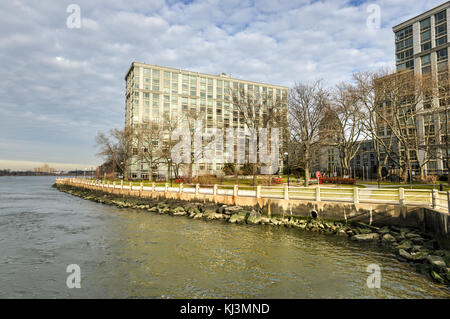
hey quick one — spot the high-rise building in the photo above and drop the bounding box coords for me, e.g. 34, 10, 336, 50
124, 62, 288, 180
387, 2, 450, 176
393, 2, 449, 74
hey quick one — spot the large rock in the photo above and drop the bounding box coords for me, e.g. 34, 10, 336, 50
381, 233, 396, 244
405, 232, 422, 239
224, 206, 243, 215
192, 213, 203, 219
172, 206, 187, 216
398, 249, 426, 262
247, 210, 262, 225
351, 233, 379, 242
443, 252, 450, 266
203, 209, 216, 219
430, 271, 446, 284
158, 207, 170, 214
204, 210, 224, 220
147, 206, 158, 213
173, 211, 187, 216
336, 229, 348, 237
426, 255, 447, 271
359, 228, 372, 234
269, 218, 282, 226
396, 240, 413, 251
228, 212, 248, 224
378, 226, 391, 235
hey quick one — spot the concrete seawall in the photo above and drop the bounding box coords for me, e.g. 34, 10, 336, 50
56, 179, 450, 247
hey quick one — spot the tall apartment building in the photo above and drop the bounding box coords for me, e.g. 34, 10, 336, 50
386, 1, 450, 176
124, 62, 288, 180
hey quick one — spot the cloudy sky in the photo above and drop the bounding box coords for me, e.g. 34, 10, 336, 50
0, 0, 446, 170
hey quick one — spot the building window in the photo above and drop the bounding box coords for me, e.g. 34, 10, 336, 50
421, 54, 431, 74
436, 10, 447, 25
435, 10, 447, 47
437, 48, 448, 61
396, 25, 414, 71
420, 17, 431, 30
436, 35, 447, 46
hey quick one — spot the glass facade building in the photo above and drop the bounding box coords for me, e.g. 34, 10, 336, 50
124, 62, 289, 179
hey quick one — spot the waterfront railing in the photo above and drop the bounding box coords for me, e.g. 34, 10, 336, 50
56, 178, 450, 213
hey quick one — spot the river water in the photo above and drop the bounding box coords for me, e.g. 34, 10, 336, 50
0, 176, 448, 298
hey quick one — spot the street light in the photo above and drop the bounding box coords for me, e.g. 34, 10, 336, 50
120, 161, 124, 181
284, 152, 289, 188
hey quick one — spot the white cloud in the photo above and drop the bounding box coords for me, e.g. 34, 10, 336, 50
0, 0, 447, 167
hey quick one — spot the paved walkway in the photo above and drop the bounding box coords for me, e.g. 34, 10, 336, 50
357, 183, 444, 189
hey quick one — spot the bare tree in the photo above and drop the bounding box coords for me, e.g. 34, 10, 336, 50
289, 81, 330, 186
133, 121, 163, 181
157, 115, 182, 181
95, 126, 133, 180
373, 70, 434, 183
230, 86, 287, 186
182, 109, 205, 180
352, 71, 396, 183
432, 71, 450, 183
331, 82, 365, 177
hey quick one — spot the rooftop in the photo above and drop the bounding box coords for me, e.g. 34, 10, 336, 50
125, 61, 289, 89
393, 1, 450, 31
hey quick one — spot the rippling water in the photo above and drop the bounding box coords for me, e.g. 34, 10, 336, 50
0, 176, 449, 298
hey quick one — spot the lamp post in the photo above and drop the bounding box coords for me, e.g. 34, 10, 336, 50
284, 152, 289, 188
84, 168, 87, 179
120, 161, 124, 182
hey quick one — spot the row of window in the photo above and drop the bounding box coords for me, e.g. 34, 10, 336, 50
396, 9, 448, 71
129, 67, 287, 97
420, 48, 448, 75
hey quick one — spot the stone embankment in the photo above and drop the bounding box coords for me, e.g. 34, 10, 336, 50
54, 183, 450, 285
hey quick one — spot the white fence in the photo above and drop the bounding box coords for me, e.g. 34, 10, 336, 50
56, 178, 449, 213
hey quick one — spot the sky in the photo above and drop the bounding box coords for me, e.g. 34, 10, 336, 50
0, 0, 447, 170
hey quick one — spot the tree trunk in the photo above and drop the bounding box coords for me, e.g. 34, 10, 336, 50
401, 164, 408, 184
148, 160, 153, 182
419, 165, 425, 182
252, 163, 257, 186
304, 163, 310, 187
377, 165, 382, 184
167, 162, 170, 182
304, 148, 310, 187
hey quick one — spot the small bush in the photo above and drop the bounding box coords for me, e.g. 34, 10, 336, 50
420, 175, 438, 183
320, 177, 356, 185
438, 175, 448, 182
197, 174, 216, 185
174, 177, 186, 184
241, 163, 255, 176
222, 163, 235, 175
